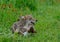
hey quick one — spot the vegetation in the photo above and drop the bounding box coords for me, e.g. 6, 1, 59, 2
0, 0, 60, 42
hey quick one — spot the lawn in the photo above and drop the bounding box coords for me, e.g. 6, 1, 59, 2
0, 0, 60, 42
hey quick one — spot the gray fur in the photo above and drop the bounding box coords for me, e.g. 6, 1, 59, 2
11, 15, 37, 36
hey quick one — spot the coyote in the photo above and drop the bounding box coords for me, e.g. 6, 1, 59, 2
11, 15, 37, 36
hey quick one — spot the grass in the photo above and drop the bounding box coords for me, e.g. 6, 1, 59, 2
0, 0, 60, 42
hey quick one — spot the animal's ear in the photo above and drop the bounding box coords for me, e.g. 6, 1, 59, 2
21, 16, 28, 20
21, 16, 26, 20
21, 16, 24, 19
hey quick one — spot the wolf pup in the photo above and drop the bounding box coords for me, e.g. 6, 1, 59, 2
11, 15, 37, 36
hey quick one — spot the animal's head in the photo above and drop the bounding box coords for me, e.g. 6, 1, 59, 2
26, 15, 37, 25
17, 15, 37, 25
